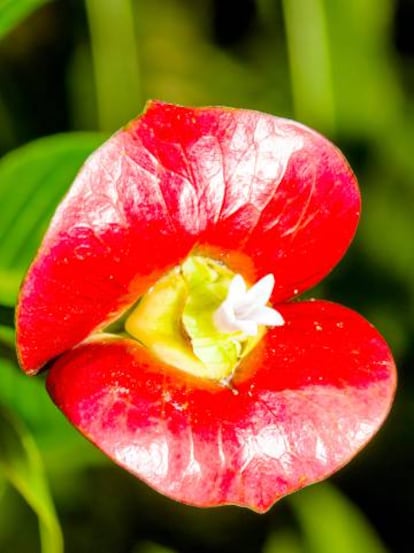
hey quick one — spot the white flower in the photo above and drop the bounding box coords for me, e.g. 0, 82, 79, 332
213, 274, 285, 336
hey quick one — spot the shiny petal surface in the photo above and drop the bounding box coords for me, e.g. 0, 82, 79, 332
46, 301, 396, 512
17, 101, 360, 374
136, 102, 361, 298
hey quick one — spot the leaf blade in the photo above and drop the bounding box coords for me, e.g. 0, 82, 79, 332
0, 0, 51, 40
0, 407, 63, 553
0, 132, 106, 305
290, 483, 390, 553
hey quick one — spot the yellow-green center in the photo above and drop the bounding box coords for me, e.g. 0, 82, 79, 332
125, 256, 274, 381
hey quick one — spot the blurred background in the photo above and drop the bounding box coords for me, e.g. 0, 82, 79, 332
0, 0, 413, 552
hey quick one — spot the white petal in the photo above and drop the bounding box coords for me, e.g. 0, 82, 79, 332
226, 274, 247, 304
213, 272, 283, 336
236, 319, 258, 336
247, 306, 285, 327
243, 274, 275, 306
213, 301, 238, 333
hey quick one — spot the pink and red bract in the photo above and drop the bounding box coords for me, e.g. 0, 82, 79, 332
16, 101, 396, 512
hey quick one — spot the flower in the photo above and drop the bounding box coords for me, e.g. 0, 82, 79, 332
16, 101, 396, 512
213, 273, 284, 336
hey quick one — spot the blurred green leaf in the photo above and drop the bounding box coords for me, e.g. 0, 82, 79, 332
70, 0, 292, 129
0, 406, 63, 553
136, 0, 286, 112
0, 324, 16, 367
363, 304, 410, 362
323, 0, 402, 138
86, 0, 142, 131
263, 529, 303, 553
281, 0, 335, 133
0, 357, 107, 474
0, 268, 21, 307
0, 357, 67, 438
359, 175, 414, 302
132, 542, 178, 553
281, 0, 402, 138
289, 483, 389, 553
0, 324, 14, 347
0, 0, 50, 40
0, 132, 106, 306
0, 472, 5, 501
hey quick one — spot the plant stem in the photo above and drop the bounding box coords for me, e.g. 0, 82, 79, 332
281, 0, 336, 134
85, 0, 142, 131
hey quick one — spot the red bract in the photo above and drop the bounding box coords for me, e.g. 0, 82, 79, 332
16, 101, 396, 512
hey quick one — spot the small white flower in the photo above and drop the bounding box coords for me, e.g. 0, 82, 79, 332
213, 274, 285, 336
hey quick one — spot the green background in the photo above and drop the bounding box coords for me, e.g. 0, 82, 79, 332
0, 1, 412, 552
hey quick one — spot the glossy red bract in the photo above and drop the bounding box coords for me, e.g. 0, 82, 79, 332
16, 101, 396, 512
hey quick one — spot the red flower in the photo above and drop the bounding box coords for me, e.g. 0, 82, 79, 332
16, 101, 396, 512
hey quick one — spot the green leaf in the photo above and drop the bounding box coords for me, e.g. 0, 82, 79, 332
0, 132, 106, 306
132, 543, 178, 553
136, 0, 286, 113
0, 0, 51, 40
281, 0, 402, 138
323, 0, 402, 139
0, 358, 66, 439
0, 471, 5, 502
0, 356, 84, 450
281, 0, 336, 133
360, 184, 414, 286
0, 268, 21, 306
0, 324, 15, 348
0, 358, 107, 474
85, 0, 142, 131
289, 483, 389, 553
0, 407, 63, 553
262, 530, 303, 553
